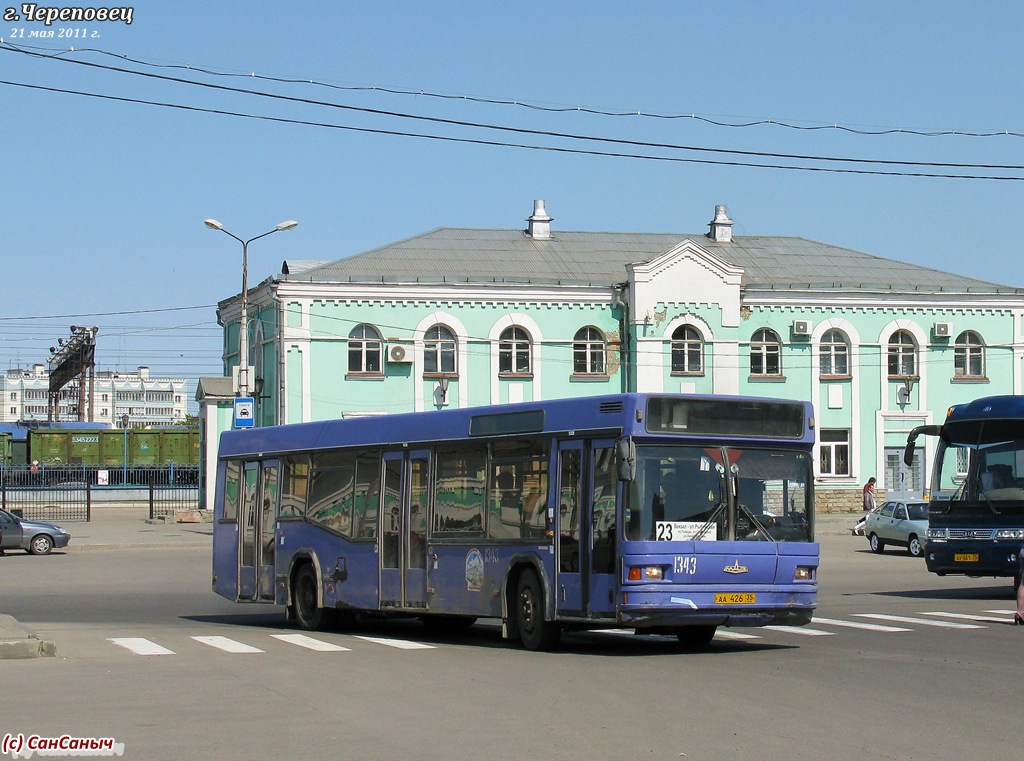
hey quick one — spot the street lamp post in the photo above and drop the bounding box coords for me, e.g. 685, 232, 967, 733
204, 219, 297, 400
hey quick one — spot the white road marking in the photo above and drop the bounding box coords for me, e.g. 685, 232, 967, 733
107, 637, 175, 656
918, 611, 1012, 625
762, 625, 834, 636
811, 617, 911, 632
354, 636, 436, 650
854, 614, 984, 629
270, 633, 351, 652
192, 636, 265, 653
715, 630, 761, 640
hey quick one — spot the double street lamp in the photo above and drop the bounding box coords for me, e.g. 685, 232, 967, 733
204, 218, 298, 400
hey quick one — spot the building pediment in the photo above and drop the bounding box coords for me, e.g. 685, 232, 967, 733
628, 238, 743, 327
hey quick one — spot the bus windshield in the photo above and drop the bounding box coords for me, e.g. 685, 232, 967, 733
624, 445, 812, 543
933, 437, 1024, 514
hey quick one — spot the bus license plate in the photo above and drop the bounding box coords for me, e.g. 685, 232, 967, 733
954, 553, 979, 562
715, 593, 756, 605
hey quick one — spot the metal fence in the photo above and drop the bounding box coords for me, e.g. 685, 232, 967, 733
0, 464, 200, 522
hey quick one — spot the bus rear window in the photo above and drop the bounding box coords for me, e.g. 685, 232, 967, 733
646, 397, 805, 438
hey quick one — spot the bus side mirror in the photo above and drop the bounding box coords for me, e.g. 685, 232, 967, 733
904, 424, 943, 466
616, 438, 636, 482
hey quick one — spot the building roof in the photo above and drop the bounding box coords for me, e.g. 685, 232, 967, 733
279, 227, 1023, 295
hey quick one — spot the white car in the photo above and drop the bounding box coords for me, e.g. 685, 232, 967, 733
865, 500, 929, 557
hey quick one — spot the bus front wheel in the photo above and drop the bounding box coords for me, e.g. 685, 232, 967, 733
515, 570, 560, 651
675, 625, 717, 649
293, 564, 329, 631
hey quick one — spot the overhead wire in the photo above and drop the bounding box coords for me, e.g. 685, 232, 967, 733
6, 40, 1024, 139
1, 42, 1023, 179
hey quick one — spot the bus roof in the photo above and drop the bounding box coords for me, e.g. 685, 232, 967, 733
946, 396, 1024, 422
217, 393, 814, 459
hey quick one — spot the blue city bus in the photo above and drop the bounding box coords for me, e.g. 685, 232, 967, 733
212, 393, 818, 650
905, 395, 1024, 584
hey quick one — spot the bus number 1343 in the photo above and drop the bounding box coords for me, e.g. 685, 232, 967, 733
674, 556, 697, 575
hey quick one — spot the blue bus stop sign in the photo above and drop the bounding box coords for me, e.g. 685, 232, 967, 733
234, 397, 255, 428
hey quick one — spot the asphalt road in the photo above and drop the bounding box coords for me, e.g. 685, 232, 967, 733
0, 520, 1020, 761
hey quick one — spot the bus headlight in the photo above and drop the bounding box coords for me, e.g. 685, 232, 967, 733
927, 528, 948, 542
996, 529, 1024, 541
793, 566, 814, 581
627, 566, 664, 581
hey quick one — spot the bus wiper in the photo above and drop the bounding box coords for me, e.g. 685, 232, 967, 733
694, 502, 726, 540
737, 502, 774, 541
975, 478, 1001, 515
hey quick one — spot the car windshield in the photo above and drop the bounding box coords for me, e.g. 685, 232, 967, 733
907, 503, 928, 520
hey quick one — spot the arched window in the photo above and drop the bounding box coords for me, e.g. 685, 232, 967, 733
820, 329, 850, 376
348, 324, 383, 374
750, 329, 781, 376
954, 331, 985, 378
887, 330, 917, 377
424, 325, 457, 375
499, 326, 531, 375
671, 325, 703, 375
573, 327, 606, 375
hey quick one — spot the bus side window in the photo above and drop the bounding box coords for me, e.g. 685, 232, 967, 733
592, 447, 616, 575
353, 453, 381, 539
382, 458, 401, 568
222, 459, 241, 522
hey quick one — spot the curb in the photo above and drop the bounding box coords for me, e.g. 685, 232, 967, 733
0, 614, 56, 660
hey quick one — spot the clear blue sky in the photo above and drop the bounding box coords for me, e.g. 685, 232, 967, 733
4, 1, 1023, 408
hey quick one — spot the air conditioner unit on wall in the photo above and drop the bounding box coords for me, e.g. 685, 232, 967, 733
387, 343, 413, 363
933, 322, 952, 338
792, 320, 812, 337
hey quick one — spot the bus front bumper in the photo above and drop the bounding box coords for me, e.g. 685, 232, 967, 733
618, 587, 817, 629
925, 542, 1021, 578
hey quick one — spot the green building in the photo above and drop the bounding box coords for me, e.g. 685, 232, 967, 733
198, 202, 1024, 512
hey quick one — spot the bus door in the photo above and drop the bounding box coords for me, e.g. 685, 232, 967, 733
554, 440, 618, 619
238, 460, 280, 602
380, 450, 430, 610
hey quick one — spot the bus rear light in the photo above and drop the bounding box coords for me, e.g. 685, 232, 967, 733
793, 566, 814, 581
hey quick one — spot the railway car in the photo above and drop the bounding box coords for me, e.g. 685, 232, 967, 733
24, 427, 198, 466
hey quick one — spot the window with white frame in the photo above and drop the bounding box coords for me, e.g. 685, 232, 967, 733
499, 326, 531, 375
573, 327, 606, 375
671, 325, 703, 375
750, 328, 782, 376
348, 324, 383, 374
953, 331, 985, 378
424, 325, 457, 375
887, 330, 917, 377
819, 429, 851, 476
820, 329, 850, 376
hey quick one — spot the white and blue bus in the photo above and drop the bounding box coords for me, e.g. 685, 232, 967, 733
212, 393, 818, 650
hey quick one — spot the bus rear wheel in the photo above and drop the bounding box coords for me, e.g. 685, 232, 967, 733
675, 625, 717, 649
516, 570, 560, 651
293, 564, 329, 631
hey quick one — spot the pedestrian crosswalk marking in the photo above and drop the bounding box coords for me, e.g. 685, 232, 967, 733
271, 633, 351, 651
715, 630, 761, 640
354, 635, 436, 650
763, 625, 834, 636
108, 637, 175, 656
192, 635, 265, 653
103, 607, 1017, 656
854, 614, 984, 629
918, 611, 1011, 625
812, 617, 910, 632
